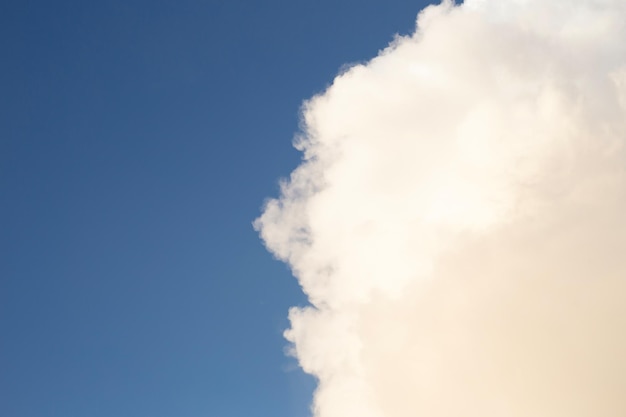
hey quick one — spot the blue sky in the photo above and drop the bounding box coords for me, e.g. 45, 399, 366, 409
1, 1, 433, 416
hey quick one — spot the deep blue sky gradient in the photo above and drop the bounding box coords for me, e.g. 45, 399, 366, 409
1, 1, 433, 416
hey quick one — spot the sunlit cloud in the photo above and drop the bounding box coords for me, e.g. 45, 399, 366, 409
256, 0, 626, 415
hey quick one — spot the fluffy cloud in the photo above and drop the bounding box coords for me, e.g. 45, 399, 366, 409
256, 1, 626, 416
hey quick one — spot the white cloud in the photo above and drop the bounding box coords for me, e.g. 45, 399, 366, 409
256, 1, 626, 416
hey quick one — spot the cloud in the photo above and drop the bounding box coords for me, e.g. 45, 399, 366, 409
255, 0, 626, 416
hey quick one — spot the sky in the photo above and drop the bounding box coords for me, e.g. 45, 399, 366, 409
4, 1, 626, 417
0, 1, 435, 417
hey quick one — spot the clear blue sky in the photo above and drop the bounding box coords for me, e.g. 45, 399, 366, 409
1, 1, 432, 416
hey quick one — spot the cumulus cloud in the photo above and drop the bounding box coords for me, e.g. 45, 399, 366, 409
255, 0, 626, 416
